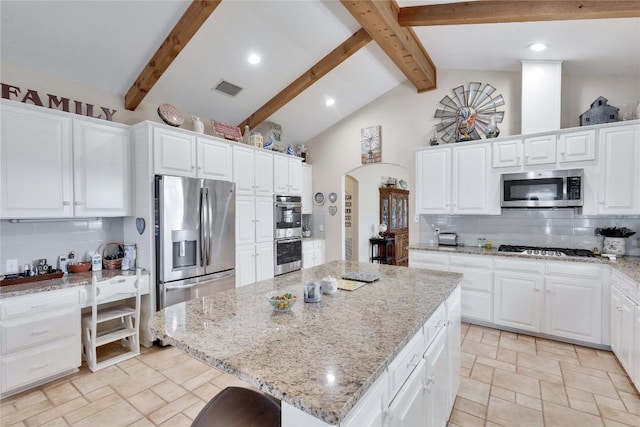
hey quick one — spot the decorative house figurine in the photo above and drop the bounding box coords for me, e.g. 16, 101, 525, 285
579, 96, 619, 126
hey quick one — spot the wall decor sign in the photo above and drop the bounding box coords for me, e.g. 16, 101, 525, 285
434, 82, 504, 143
211, 120, 242, 141
361, 125, 381, 164
1, 82, 117, 121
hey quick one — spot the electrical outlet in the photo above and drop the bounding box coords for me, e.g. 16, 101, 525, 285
414, 215, 419, 223
6, 258, 18, 273
318, 224, 324, 232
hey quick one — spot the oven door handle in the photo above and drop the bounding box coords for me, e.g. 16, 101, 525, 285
275, 238, 302, 243
275, 203, 302, 209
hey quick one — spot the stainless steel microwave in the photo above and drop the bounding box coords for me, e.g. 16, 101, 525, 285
501, 169, 584, 208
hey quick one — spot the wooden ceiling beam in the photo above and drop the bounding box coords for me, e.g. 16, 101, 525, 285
398, 1, 640, 26
237, 28, 372, 131
340, 0, 437, 93
125, 0, 222, 111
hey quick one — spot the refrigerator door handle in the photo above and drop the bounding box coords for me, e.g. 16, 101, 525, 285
200, 188, 206, 267
205, 189, 211, 265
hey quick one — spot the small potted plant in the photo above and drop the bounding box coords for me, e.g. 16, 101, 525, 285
596, 227, 636, 256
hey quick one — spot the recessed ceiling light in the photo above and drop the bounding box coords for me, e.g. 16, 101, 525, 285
325, 98, 335, 107
528, 43, 548, 52
248, 54, 261, 65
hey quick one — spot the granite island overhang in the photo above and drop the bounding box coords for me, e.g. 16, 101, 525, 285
149, 260, 463, 425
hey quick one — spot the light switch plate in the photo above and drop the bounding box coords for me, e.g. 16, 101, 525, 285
6, 258, 18, 273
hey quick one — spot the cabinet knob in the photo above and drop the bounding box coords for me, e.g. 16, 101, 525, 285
63, 201, 70, 206
74, 201, 81, 206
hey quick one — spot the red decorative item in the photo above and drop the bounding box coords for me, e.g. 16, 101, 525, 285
211, 120, 242, 141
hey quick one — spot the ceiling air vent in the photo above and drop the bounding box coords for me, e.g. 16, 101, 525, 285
213, 80, 242, 97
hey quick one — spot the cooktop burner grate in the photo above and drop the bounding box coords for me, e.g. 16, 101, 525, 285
497, 245, 596, 258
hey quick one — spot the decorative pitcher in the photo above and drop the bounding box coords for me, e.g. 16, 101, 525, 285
192, 116, 204, 134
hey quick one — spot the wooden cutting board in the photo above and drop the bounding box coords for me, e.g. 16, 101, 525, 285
337, 279, 366, 291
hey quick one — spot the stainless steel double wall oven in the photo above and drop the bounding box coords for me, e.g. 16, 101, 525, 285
273, 195, 302, 275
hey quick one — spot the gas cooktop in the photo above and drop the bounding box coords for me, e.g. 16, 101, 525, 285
497, 245, 596, 258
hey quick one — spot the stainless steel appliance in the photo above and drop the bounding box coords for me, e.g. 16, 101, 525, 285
501, 169, 583, 208
273, 195, 302, 275
155, 175, 236, 309
437, 232, 458, 246
497, 245, 596, 258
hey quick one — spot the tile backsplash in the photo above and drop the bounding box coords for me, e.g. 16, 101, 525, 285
420, 209, 640, 256
1, 218, 124, 274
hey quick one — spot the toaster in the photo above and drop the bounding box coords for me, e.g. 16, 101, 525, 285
438, 232, 458, 246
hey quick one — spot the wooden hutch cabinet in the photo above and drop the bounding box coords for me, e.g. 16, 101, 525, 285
379, 187, 409, 266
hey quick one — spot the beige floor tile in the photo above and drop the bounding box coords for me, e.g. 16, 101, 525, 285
492, 369, 541, 398
82, 386, 115, 403
24, 397, 87, 427
70, 366, 127, 395
457, 377, 491, 405
152, 353, 198, 374
127, 389, 166, 416
575, 346, 600, 356
595, 350, 619, 360
486, 396, 543, 426
109, 368, 166, 398
161, 357, 213, 385
210, 373, 253, 390
465, 329, 484, 343
617, 391, 640, 416
569, 396, 601, 416
468, 324, 500, 336
516, 392, 542, 411
136, 346, 184, 371
63, 393, 122, 425
39, 417, 69, 427
578, 353, 626, 375
599, 406, 640, 426
540, 380, 569, 406
453, 396, 487, 419
561, 361, 614, 380
147, 394, 201, 425
543, 400, 605, 427
71, 400, 143, 427
6, 390, 48, 411
470, 363, 494, 384
602, 419, 635, 427
516, 365, 564, 385
448, 408, 485, 427
180, 368, 225, 392
608, 373, 638, 394
150, 380, 187, 403
127, 418, 155, 427
517, 334, 536, 343
490, 386, 515, 402
499, 336, 537, 355
460, 351, 476, 369
496, 348, 517, 364
4, 422, 26, 427
461, 340, 498, 359
43, 384, 81, 407
517, 352, 562, 376
159, 412, 193, 427
595, 394, 629, 413
536, 337, 576, 351
536, 348, 582, 365
481, 332, 500, 347
182, 400, 208, 421
475, 356, 516, 373
192, 382, 223, 402
566, 387, 596, 403
0, 399, 53, 426
536, 343, 580, 359
485, 421, 505, 427
460, 366, 471, 378
563, 370, 619, 399
499, 331, 518, 340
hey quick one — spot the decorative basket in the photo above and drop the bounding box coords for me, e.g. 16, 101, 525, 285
101, 242, 124, 270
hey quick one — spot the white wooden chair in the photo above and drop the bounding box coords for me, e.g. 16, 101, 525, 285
82, 269, 141, 372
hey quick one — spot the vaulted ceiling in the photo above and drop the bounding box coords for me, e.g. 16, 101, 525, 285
2, 1, 639, 146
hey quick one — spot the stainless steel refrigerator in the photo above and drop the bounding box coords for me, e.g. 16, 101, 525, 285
155, 175, 235, 309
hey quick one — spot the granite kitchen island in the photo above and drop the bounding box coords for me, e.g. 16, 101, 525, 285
149, 260, 462, 426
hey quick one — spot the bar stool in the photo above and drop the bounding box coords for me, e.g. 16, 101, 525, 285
191, 386, 281, 427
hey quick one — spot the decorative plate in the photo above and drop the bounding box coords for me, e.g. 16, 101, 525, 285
314, 192, 325, 205
328, 192, 337, 203
399, 179, 408, 190
157, 103, 184, 127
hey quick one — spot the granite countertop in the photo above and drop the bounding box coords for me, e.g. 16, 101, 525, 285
149, 260, 462, 425
0, 269, 147, 299
409, 244, 640, 283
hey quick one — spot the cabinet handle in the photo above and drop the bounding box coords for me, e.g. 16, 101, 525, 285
74, 201, 81, 205
30, 303, 49, 309
406, 354, 421, 368
31, 328, 51, 335
63, 201, 70, 206
31, 362, 50, 370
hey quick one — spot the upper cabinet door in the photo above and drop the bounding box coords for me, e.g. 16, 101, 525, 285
197, 137, 232, 181
1, 103, 73, 218
301, 164, 312, 214
233, 145, 256, 195
452, 144, 496, 214
273, 154, 289, 194
288, 158, 302, 195
597, 124, 640, 214
254, 150, 274, 196
415, 147, 451, 214
492, 138, 523, 168
558, 129, 596, 164
153, 127, 196, 177
73, 119, 131, 217
523, 134, 557, 166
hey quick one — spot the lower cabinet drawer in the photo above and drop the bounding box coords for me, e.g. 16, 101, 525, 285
1, 308, 77, 353
461, 289, 492, 322
424, 303, 447, 345
1, 336, 80, 394
387, 326, 425, 399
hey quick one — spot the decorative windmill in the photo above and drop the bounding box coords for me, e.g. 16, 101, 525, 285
434, 82, 505, 143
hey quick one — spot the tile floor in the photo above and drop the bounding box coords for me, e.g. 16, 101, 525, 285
1, 323, 639, 426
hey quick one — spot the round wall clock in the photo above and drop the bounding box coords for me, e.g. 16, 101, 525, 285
434, 82, 505, 143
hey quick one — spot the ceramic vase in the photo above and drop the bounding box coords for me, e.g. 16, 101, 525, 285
191, 116, 204, 134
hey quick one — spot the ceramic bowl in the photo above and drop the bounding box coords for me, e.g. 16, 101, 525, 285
266, 291, 297, 312
69, 262, 91, 273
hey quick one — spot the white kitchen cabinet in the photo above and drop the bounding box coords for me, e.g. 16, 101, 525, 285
424, 327, 449, 427
197, 137, 233, 181
341, 371, 389, 427
610, 285, 635, 375
523, 134, 557, 166
301, 164, 312, 214
449, 254, 493, 322
558, 129, 596, 164
415, 147, 450, 214
1, 102, 73, 218
408, 250, 449, 271
492, 137, 522, 168
452, 143, 499, 214
446, 285, 461, 415
302, 239, 324, 269
0, 289, 80, 397
634, 305, 640, 391
493, 270, 543, 333
153, 126, 197, 177
274, 154, 302, 195
235, 241, 274, 287
236, 195, 273, 246
595, 124, 640, 215
386, 359, 426, 427
72, 119, 131, 216
234, 145, 274, 196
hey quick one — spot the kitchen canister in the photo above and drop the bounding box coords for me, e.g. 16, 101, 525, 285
321, 276, 337, 295
603, 237, 626, 256
304, 281, 322, 303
